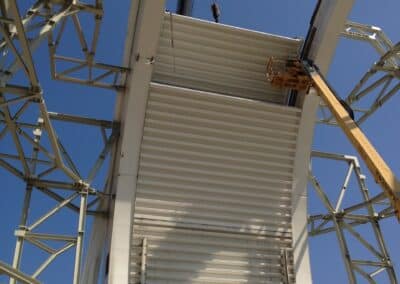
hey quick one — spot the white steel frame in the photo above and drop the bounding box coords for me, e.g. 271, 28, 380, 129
310, 18, 399, 284
309, 151, 397, 283
0, 1, 398, 284
290, 2, 355, 282
0, 0, 125, 283
319, 21, 400, 125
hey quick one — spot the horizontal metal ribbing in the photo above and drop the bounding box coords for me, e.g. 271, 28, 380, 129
149, 83, 301, 116
133, 84, 298, 234
153, 13, 301, 104
134, 200, 291, 226
147, 95, 300, 126
130, 224, 294, 284
132, 27, 299, 279
138, 168, 292, 192
143, 124, 297, 154
137, 179, 291, 201
141, 141, 295, 167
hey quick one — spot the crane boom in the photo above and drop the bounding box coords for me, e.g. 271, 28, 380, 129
267, 58, 400, 219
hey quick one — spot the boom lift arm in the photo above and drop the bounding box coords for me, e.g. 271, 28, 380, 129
267, 58, 400, 219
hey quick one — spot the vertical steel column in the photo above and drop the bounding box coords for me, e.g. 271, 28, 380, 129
73, 191, 88, 284
309, 174, 357, 283
176, 0, 193, 16
309, 152, 398, 283
10, 116, 42, 284
10, 185, 33, 284
108, 1, 165, 283
353, 166, 398, 283
335, 221, 357, 284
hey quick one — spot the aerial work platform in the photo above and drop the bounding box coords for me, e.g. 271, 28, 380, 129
2, 1, 399, 283
267, 58, 400, 220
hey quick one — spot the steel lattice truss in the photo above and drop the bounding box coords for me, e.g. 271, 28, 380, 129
311, 21, 400, 284
0, 1, 398, 284
319, 21, 400, 125
309, 151, 397, 283
0, 0, 125, 283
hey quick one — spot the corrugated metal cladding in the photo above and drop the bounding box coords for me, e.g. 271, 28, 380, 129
152, 13, 302, 105
130, 81, 301, 283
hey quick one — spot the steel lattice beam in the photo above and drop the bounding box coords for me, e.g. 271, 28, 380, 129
0, 2, 398, 284
47, 0, 129, 89
0, 1, 123, 283
309, 151, 397, 283
319, 21, 400, 125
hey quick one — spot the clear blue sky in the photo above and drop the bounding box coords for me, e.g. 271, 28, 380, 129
1, 1, 400, 283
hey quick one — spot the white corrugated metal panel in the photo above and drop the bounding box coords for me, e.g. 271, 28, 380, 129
130, 83, 300, 283
130, 224, 294, 284
152, 13, 302, 104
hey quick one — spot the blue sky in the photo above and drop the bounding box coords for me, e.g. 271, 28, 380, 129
1, 1, 400, 283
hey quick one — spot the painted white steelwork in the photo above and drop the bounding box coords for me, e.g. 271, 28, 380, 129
290, 1, 355, 283
307, 0, 355, 75
319, 21, 400, 125
309, 151, 397, 283
307, 20, 400, 282
0, 1, 123, 283
4, 1, 397, 284
108, 1, 357, 283
290, 90, 320, 284
109, 5, 309, 283
107, 1, 166, 283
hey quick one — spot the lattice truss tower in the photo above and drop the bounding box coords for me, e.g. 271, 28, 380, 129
0, 1, 399, 283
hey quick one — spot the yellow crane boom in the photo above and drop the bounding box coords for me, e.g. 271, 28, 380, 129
267, 58, 400, 219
